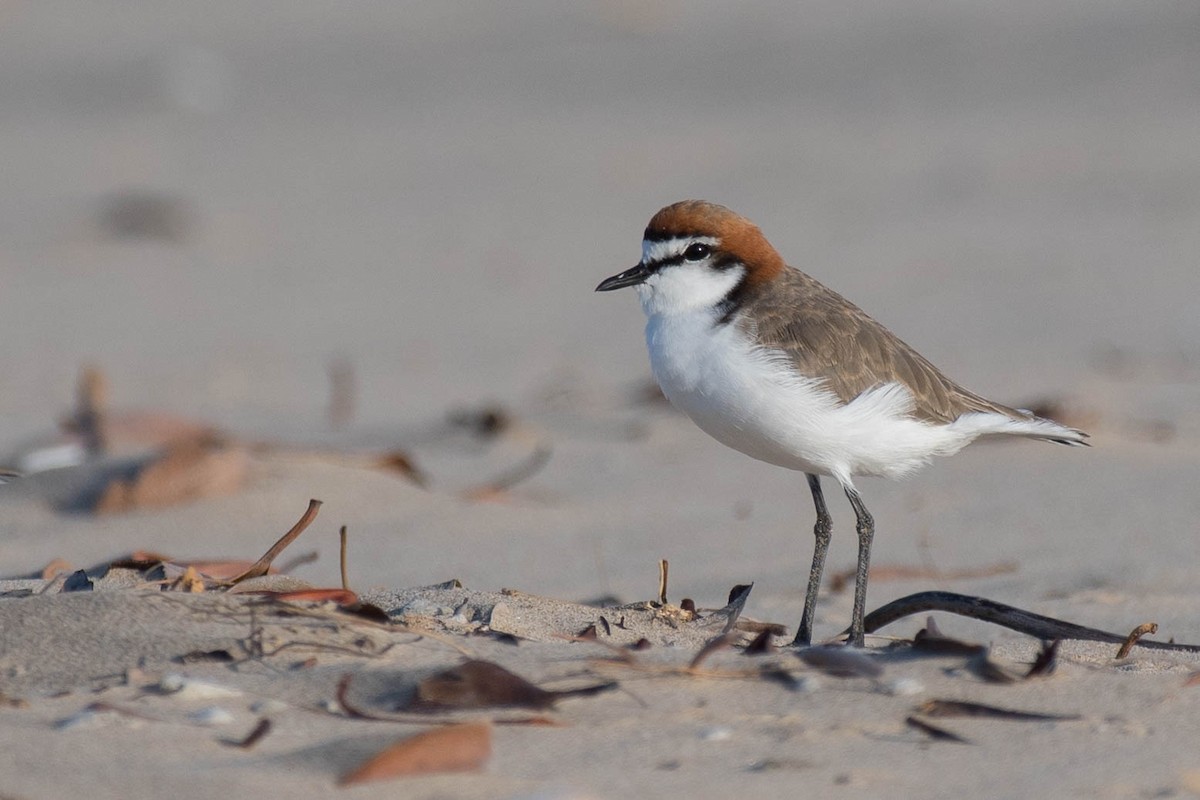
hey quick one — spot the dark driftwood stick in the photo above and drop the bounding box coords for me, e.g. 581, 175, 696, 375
860, 591, 1200, 653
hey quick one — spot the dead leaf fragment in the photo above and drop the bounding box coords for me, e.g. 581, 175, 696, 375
221, 717, 272, 749
906, 716, 972, 744
917, 699, 1080, 722
269, 588, 359, 605
1025, 640, 1060, 678
93, 440, 247, 514
409, 660, 615, 712
338, 722, 492, 785
40, 559, 74, 580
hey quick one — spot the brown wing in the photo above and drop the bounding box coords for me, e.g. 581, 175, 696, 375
738, 267, 1020, 425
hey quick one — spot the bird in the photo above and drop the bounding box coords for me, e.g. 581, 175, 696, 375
596, 200, 1088, 647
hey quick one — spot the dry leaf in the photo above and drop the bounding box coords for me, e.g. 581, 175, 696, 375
743, 629, 776, 656
906, 716, 972, 744
268, 588, 359, 604
408, 660, 615, 712
917, 699, 1080, 722
220, 718, 271, 749
40, 559, 74, 580
93, 440, 248, 514
338, 723, 492, 785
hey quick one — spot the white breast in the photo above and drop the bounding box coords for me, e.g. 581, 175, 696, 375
642, 307, 974, 484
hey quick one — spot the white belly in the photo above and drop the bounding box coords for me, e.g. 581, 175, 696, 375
644, 311, 969, 483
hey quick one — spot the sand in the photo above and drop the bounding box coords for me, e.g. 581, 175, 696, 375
2, 2, 1200, 798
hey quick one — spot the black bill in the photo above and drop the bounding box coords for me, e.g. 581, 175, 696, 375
595, 262, 650, 292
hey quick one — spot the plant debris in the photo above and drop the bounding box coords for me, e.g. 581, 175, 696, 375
226, 499, 323, 585
220, 717, 272, 749
1116, 622, 1158, 659
916, 699, 1081, 722
906, 715, 972, 744
408, 660, 617, 712
338, 722, 492, 785
863, 591, 1200, 652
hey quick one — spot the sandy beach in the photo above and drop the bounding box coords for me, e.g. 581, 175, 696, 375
2, 2, 1199, 797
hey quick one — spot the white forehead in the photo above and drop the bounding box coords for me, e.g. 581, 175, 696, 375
641, 236, 720, 265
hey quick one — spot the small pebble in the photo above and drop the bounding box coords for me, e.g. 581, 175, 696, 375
187, 706, 235, 726
794, 675, 821, 693
250, 699, 288, 714
55, 708, 122, 731
157, 673, 241, 700
885, 677, 925, 696
698, 725, 733, 742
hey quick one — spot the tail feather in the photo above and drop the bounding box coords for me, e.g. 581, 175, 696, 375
950, 410, 1090, 447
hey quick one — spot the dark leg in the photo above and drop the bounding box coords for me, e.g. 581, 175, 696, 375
843, 485, 875, 647
792, 473, 832, 646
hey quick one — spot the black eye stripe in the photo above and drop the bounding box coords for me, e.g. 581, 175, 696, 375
644, 250, 743, 274
645, 253, 685, 272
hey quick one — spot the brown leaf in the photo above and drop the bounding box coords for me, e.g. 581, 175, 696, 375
906, 716, 972, 744
220, 718, 271, 749
92, 440, 248, 514
912, 619, 986, 656
268, 588, 360, 604
110, 551, 175, 568
40, 559, 74, 580
338, 722, 492, 785
460, 443, 552, 502
374, 451, 427, 487
185, 560, 274, 580
408, 660, 615, 712
917, 699, 1081, 722
743, 628, 776, 656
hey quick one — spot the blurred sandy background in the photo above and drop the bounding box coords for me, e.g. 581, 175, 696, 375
3, 4, 1200, 799
2, 0, 1199, 626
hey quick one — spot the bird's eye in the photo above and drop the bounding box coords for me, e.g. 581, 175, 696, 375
683, 243, 711, 261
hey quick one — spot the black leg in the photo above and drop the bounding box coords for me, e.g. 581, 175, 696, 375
792, 473, 832, 646
843, 485, 875, 647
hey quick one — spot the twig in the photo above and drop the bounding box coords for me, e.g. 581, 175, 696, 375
861, 591, 1200, 652
226, 499, 322, 586
657, 559, 669, 606
1116, 622, 1158, 659
221, 718, 272, 749
461, 443, 552, 500
340, 525, 351, 592
906, 715, 972, 744
689, 634, 734, 671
